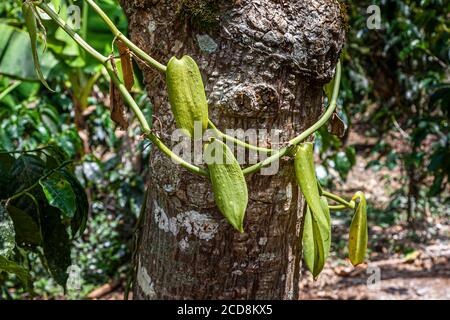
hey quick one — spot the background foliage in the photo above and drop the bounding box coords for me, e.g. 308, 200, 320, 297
0, 0, 150, 298
319, 0, 449, 220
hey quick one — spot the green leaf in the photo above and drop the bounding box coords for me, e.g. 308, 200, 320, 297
348, 191, 368, 266
22, 2, 54, 91
9, 154, 46, 195
7, 198, 42, 248
0, 255, 32, 289
41, 144, 71, 169
0, 153, 15, 199
295, 144, 330, 227
334, 151, 353, 179
0, 24, 14, 57
39, 171, 76, 220
16, 81, 41, 98
0, 205, 15, 258
0, 24, 57, 81
40, 205, 71, 288
59, 168, 88, 237
53, 2, 84, 68
302, 196, 331, 279
345, 146, 357, 167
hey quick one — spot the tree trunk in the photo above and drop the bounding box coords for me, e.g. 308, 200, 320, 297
120, 0, 345, 300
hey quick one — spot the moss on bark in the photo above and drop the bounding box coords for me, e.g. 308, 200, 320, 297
177, 0, 221, 30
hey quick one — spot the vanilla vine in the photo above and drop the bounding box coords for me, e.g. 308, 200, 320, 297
26, 0, 369, 279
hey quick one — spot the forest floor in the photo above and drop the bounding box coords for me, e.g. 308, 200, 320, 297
296, 131, 449, 300
299, 241, 450, 300
92, 131, 450, 300
99, 239, 449, 300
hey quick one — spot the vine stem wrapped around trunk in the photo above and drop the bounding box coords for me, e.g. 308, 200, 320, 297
120, 0, 345, 299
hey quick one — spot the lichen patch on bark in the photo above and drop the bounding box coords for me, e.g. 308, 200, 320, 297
137, 258, 157, 299
196, 34, 219, 53
179, 237, 190, 251
154, 200, 219, 241
284, 182, 293, 210
177, 210, 219, 240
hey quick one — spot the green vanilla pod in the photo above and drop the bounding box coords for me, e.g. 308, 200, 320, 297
295, 143, 331, 278
302, 196, 331, 279
166, 55, 209, 138
348, 191, 368, 266
204, 139, 248, 233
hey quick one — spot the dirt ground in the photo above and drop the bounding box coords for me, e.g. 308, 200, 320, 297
98, 242, 449, 300
299, 241, 449, 300
98, 224, 449, 300
99, 242, 449, 300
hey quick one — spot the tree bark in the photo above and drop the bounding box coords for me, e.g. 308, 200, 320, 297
119, 0, 345, 300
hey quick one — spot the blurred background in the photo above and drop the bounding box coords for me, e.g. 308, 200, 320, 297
0, 0, 448, 299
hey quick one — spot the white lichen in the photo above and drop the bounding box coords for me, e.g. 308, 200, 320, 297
147, 17, 156, 43
178, 237, 190, 251
154, 201, 218, 241
153, 201, 176, 234
284, 182, 293, 210
177, 210, 219, 241
137, 258, 157, 298
232, 270, 243, 276
258, 237, 268, 246
258, 252, 276, 262
171, 40, 184, 53
196, 34, 218, 53
163, 184, 175, 193
147, 20, 156, 33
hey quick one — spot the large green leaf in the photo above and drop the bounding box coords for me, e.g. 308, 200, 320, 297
39, 171, 76, 220
40, 144, 71, 169
0, 204, 15, 258
53, 2, 85, 68
7, 197, 42, 248
60, 168, 88, 237
40, 205, 71, 288
9, 154, 46, 195
22, 2, 54, 91
0, 255, 32, 289
0, 24, 57, 82
0, 23, 14, 57
0, 153, 15, 199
